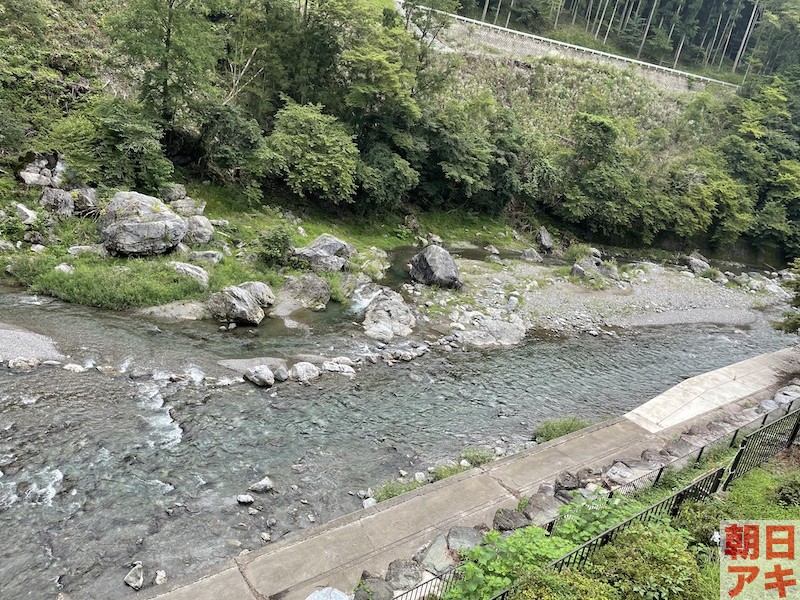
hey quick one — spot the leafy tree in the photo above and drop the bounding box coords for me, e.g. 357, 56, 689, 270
104, 0, 224, 129
263, 101, 359, 205
356, 143, 420, 211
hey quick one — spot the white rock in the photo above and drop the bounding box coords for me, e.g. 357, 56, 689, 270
54, 263, 75, 274
414, 472, 427, 484
249, 475, 274, 493
289, 362, 320, 382
154, 570, 167, 586
124, 562, 144, 590
321, 361, 356, 375
62, 363, 87, 373
237, 494, 255, 505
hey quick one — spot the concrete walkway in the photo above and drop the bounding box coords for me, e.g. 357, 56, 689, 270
141, 346, 800, 600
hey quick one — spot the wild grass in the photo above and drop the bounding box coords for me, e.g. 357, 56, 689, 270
533, 417, 591, 442
374, 479, 426, 502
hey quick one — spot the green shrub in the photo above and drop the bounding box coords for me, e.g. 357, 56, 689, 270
446, 528, 575, 600
373, 479, 426, 502
672, 498, 728, 546
563, 243, 591, 264
775, 474, 800, 507
553, 496, 645, 544
533, 417, 590, 442
257, 227, 294, 267
432, 463, 469, 481
588, 521, 703, 600
461, 446, 495, 467
512, 568, 620, 600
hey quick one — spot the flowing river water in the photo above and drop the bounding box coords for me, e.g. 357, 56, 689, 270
0, 282, 795, 599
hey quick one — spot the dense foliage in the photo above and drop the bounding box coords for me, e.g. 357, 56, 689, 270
0, 0, 799, 262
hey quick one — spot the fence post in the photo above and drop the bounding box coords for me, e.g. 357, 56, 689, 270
652, 465, 665, 487
786, 411, 800, 449
695, 445, 705, 464
724, 439, 747, 491
730, 428, 741, 447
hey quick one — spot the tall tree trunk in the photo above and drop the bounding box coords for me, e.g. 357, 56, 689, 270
494, 0, 504, 23
604, 0, 620, 40
161, 0, 175, 128
619, 0, 631, 30
572, 0, 580, 25
704, 13, 722, 64
672, 33, 686, 67
718, 20, 734, 69
595, 0, 611, 37
585, 0, 594, 29
481, 0, 491, 21
732, 0, 758, 72
506, 0, 517, 27
637, 0, 659, 58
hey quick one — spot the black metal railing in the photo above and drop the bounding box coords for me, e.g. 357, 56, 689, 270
549, 466, 724, 572
723, 407, 800, 489
393, 566, 459, 600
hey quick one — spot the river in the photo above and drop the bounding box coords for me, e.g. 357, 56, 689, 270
0, 283, 794, 598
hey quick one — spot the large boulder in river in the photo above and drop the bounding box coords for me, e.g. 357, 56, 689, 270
99, 192, 188, 256
270, 274, 331, 317
363, 288, 416, 342
293, 234, 354, 272
207, 286, 265, 324
409, 245, 462, 289
237, 281, 275, 307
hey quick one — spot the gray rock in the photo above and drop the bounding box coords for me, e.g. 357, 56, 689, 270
485, 244, 500, 255
447, 526, 484, 552
237, 494, 254, 504
54, 263, 75, 274
169, 196, 206, 217
409, 245, 462, 289
188, 250, 223, 265
273, 366, 290, 382
536, 227, 554, 253
8, 357, 41, 372
170, 262, 209, 288
124, 562, 144, 590
249, 475, 275, 492
493, 508, 530, 531
321, 361, 356, 375
453, 315, 526, 348
686, 256, 710, 274
521, 248, 542, 262
20, 171, 51, 186
305, 588, 350, 600
154, 570, 167, 586
603, 462, 634, 486
289, 362, 320, 382
570, 263, 587, 278
15, 203, 38, 226
68, 244, 108, 257
238, 281, 275, 308
415, 533, 456, 575
385, 558, 422, 591
354, 577, 393, 600
363, 288, 416, 342
207, 286, 265, 325
294, 234, 354, 272
137, 301, 210, 321
522, 492, 564, 522
73, 187, 98, 216
244, 365, 275, 387
271, 274, 331, 317
184, 215, 214, 246
362, 497, 377, 508
39, 188, 74, 217
161, 184, 187, 202
99, 192, 188, 256
0, 239, 14, 252
555, 471, 579, 491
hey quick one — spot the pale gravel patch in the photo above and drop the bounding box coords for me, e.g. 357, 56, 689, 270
0, 322, 66, 361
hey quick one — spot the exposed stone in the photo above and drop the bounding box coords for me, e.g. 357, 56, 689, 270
354, 577, 393, 600
321, 362, 356, 375
576, 467, 602, 487
208, 286, 265, 325
447, 526, 484, 552
124, 562, 144, 590
409, 245, 462, 289
521, 248, 543, 262
603, 462, 635, 486
685, 255, 710, 274
522, 492, 564, 522
63, 363, 87, 373
237, 281, 275, 308
244, 365, 275, 387
249, 475, 275, 493
289, 362, 320, 382
385, 558, 422, 591
454, 315, 526, 348
184, 215, 214, 246
273, 366, 290, 382
555, 471, 579, 491
99, 192, 188, 256
493, 508, 530, 531
154, 570, 167, 586
161, 184, 187, 202
362, 497, 377, 509
8, 357, 41, 372
305, 588, 350, 600
67, 244, 108, 257
237, 494, 254, 505
270, 274, 331, 318
54, 263, 75, 274
30, 244, 46, 253
73, 187, 98, 216
0, 239, 14, 252
415, 533, 455, 575
170, 262, 209, 288
189, 250, 223, 265
485, 244, 500, 255
363, 288, 416, 342
15, 203, 38, 226
39, 188, 74, 217
138, 300, 210, 321
536, 227, 554, 253
294, 234, 354, 272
